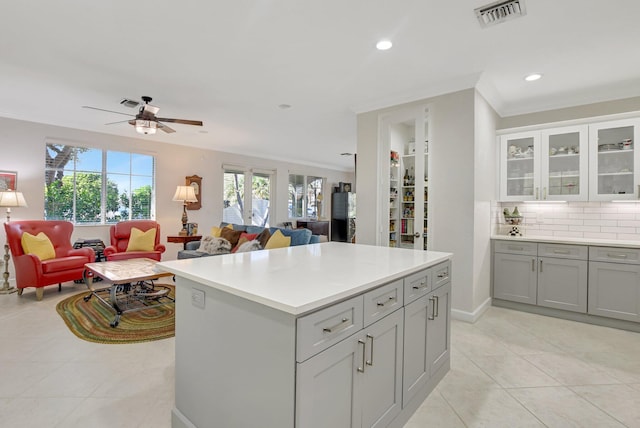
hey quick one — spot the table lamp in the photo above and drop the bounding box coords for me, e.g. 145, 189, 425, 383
172, 185, 198, 236
0, 190, 28, 294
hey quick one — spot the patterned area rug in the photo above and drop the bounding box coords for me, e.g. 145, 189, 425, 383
56, 284, 175, 344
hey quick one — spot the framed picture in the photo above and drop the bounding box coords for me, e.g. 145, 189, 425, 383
185, 175, 202, 210
0, 171, 17, 191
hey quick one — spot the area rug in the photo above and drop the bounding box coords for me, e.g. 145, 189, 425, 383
56, 285, 175, 344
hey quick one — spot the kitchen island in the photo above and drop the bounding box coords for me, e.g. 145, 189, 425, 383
158, 242, 453, 428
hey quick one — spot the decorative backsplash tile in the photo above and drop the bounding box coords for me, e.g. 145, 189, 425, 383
492, 201, 640, 241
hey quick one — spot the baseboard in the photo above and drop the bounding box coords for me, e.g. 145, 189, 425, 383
451, 297, 492, 323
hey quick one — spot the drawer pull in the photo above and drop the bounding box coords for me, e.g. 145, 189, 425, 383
412, 280, 428, 290
322, 317, 350, 334
508, 246, 524, 251
376, 296, 397, 307
607, 253, 628, 259
437, 272, 448, 279
553, 249, 570, 254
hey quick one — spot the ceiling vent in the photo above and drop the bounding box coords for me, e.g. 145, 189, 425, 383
475, 0, 526, 28
119, 98, 140, 108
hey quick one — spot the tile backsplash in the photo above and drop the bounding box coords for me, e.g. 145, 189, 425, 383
492, 201, 640, 241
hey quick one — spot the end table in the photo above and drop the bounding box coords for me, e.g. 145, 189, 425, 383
167, 235, 202, 250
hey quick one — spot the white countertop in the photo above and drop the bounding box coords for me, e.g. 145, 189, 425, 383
157, 242, 452, 316
492, 234, 640, 248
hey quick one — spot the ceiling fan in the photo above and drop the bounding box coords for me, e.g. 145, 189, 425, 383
82, 96, 203, 135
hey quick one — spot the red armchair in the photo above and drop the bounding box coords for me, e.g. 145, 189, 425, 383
103, 220, 165, 261
4, 220, 95, 301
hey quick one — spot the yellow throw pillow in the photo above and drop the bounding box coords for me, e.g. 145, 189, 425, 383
21, 232, 56, 261
126, 227, 156, 252
211, 223, 233, 237
264, 229, 291, 250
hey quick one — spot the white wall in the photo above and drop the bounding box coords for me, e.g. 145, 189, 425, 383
0, 116, 353, 283
357, 89, 494, 318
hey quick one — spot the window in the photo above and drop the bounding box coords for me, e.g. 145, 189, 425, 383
45, 143, 155, 224
288, 174, 325, 219
223, 167, 272, 227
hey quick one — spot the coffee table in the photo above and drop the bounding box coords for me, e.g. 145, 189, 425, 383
83, 258, 175, 327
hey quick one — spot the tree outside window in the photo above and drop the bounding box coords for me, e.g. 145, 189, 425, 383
44, 143, 154, 224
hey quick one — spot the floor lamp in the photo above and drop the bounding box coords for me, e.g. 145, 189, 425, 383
0, 190, 28, 294
172, 185, 198, 236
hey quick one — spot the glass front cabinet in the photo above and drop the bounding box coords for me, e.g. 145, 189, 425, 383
588, 118, 640, 201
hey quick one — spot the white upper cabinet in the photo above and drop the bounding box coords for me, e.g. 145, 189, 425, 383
500, 116, 640, 202
541, 125, 589, 201
588, 118, 640, 201
500, 131, 541, 201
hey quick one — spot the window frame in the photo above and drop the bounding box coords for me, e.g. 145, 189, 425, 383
222, 165, 274, 226
44, 142, 156, 225
288, 173, 326, 220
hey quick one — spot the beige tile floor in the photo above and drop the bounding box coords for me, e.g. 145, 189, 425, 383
2, 283, 640, 427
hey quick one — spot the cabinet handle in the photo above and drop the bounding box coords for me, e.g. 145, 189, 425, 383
437, 272, 448, 279
531, 259, 535, 271
606, 253, 628, 259
357, 339, 366, 373
553, 249, 570, 254
412, 280, 428, 290
535, 187, 539, 200
539, 260, 543, 272
543, 187, 547, 200
428, 297, 436, 320
434, 295, 439, 318
322, 317, 350, 334
508, 246, 524, 251
366, 334, 374, 366
376, 296, 397, 307
637, 185, 640, 199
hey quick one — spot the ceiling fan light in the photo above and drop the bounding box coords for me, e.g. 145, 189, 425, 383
135, 119, 157, 135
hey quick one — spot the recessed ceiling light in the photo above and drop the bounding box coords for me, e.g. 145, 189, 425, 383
278, 104, 292, 109
376, 40, 392, 51
524, 73, 542, 82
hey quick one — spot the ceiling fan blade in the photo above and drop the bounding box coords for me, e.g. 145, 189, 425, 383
104, 119, 132, 125
156, 118, 203, 126
157, 122, 176, 133
82, 106, 134, 117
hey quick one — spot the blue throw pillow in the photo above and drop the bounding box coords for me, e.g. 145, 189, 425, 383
270, 227, 312, 246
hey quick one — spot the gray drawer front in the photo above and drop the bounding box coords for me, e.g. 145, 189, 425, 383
538, 243, 587, 260
363, 279, 404, 327
296, 295, 363, 362
404, 268, 432, 304
432, 260, 451, 289
494, 240, 537, 256
589, 246, 640, 265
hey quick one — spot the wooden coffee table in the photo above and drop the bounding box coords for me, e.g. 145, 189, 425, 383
83, 258, 175, 327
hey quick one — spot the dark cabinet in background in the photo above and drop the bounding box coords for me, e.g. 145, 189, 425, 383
331, 192, 356, 243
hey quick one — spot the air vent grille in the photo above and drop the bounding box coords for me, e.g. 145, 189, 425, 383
120, 98, 140, 108
475, 0, 526, 28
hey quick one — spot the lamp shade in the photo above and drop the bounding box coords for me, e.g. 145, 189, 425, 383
0, 191, 28, 208
172, 185, 198, 203
135, 119, 157, 135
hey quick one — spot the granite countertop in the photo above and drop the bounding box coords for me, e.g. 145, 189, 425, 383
157, 242, 452, 315
491, 234, 640, 249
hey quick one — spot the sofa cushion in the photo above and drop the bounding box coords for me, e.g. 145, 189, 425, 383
231, 233, 258, 253
256, 229, 271, 248
220, 228, 243, 247
270, 227, 312, 246
211, 224, 233, 237
21, 232, 56, 261
41, 256, 87, 274
126, 227, 156, 252
220, 222, 247, 232
265, 230, 291, 249
177, 250, 211, 259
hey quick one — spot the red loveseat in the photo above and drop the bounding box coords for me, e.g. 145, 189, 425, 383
103, 220, 165, 261
4, 220, 95, 301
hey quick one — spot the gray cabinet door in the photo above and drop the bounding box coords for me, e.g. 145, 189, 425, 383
428, 282, 451, 377
402, 295, 429, 408
537, 257, 588, 313
493, 252, 537, 304
588, 261, 640, 322
361, 309, 404, 428
296, 334, 362, 428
